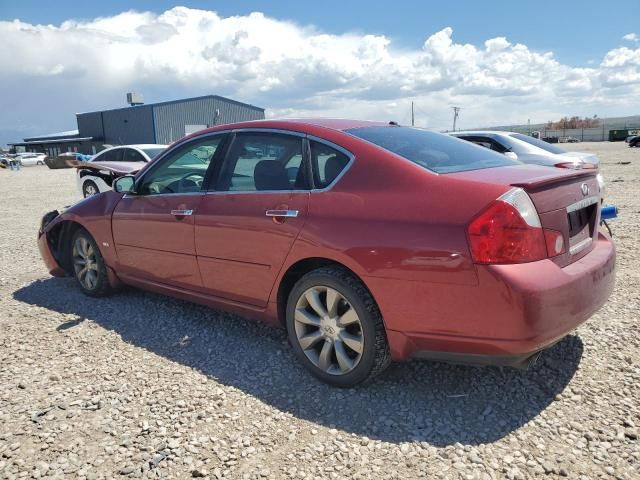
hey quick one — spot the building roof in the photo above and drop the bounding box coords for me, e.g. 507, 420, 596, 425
9, 136, 93, 146
23, 129, 80, 142
76, 94, 265, 116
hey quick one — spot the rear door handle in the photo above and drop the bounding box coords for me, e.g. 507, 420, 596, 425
265, 209, 299, 218
171, 209, 193, 216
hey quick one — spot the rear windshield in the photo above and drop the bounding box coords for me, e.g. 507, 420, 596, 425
142, 148, 166, 159
346, 126, 518, 173
509, 133, 566, 154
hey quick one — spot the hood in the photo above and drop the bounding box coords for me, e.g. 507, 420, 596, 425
72, 160, 145, 175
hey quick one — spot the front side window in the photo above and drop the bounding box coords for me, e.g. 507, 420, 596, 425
216, 134, 306, 191
137, 136, 223, 195
347, 127, 517, 174
310, 141, 350, 188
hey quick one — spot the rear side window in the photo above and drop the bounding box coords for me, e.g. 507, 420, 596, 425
347, 127, 517, 174
509, 133, 566, 154
122, 148, 146, 162
458, 136, 508, 154
310, 141, 350, 188
97, 149, 123, 162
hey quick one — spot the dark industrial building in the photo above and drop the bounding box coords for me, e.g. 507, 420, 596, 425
10, 94, 265, 156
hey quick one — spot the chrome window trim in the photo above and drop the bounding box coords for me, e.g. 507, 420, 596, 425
566, 196, 599, 213
203, 132, 356, 194
306, 135, 356, 192
231, 128, 306, 137
123, 191, 204, 199
132, 128, 356, 196
204, 190, 309, 196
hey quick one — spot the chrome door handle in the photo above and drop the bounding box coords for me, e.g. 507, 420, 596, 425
171, 209, 193, 216
265, 209, 299, 218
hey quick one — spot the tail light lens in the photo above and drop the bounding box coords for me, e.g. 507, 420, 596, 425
555, 161, 597, 170
544, 229, 565, 257
467, 188, 548, 264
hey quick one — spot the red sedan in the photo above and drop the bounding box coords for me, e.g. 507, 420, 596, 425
38, 119, 615, 387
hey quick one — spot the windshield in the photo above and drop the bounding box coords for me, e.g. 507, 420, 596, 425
509, 133, 566, 155
142, 148, 166, 159
346, 126, 518, 173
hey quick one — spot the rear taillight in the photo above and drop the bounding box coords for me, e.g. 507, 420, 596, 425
544, 229, 565, 257
554, 161, 597, 170
467, 188, 548, 264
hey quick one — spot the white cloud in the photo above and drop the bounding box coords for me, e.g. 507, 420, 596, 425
1, 6, 639, 143
622, 33, 638, 42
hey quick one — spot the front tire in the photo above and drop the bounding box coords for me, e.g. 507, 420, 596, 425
70, 229, 111, 297
286, 267, 390, 387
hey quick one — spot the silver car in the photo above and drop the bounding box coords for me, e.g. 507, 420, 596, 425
450, 131, 599, 170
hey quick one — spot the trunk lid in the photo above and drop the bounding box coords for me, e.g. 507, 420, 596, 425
452, 165, 602, 266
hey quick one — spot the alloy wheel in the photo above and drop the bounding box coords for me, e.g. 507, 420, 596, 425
294, 286, 364, 375
72, 236, 98, 290
84, 183, 98, 197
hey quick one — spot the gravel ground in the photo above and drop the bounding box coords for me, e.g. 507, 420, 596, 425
0, 143, 638, 480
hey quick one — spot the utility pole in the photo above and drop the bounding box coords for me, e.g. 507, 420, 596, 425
411, 101, 415, 127
451, 106, 461, 132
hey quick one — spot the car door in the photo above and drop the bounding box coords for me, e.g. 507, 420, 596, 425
112, 135, 227, 290
195, 131, 310, 307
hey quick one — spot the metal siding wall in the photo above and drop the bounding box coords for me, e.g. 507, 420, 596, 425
153, 97, 265, 144
102, 106, 155, 145
76, 112, 104, 139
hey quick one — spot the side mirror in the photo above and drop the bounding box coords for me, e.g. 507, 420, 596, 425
504, 151, 518, 161
114, 175, 136, 194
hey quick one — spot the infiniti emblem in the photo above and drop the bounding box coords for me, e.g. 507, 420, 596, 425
581, 183, 589, 196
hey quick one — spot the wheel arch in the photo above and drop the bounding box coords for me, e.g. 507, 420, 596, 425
46, 219, 86, 275
275, 257, 377, 327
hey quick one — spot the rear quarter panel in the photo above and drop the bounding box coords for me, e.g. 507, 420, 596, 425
270, 129, 512, 321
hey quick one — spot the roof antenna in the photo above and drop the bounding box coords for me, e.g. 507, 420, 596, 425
389, 121, 399, 126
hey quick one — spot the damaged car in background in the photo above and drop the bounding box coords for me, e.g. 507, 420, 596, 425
73, 144, 167, 197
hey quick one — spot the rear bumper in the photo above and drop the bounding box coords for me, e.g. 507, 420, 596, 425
367, 231, 616, 364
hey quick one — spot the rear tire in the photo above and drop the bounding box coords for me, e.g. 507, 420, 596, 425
83, 180, 99, 198
286, 267, 391, 387
70, 229, 111, 297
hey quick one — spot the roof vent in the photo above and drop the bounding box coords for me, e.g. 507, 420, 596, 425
126, 92, 144, 106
